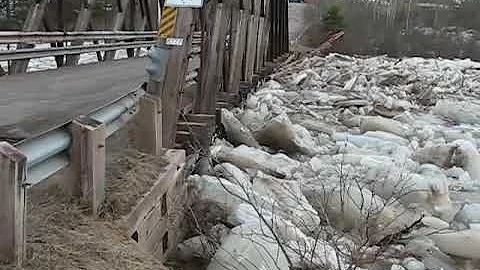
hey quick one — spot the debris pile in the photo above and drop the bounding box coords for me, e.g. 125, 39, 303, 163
178, 53, 480, 270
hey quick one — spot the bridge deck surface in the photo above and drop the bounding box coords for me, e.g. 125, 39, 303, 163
0, 57, 149, 139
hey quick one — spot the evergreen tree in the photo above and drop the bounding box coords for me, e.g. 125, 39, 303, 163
322, 4, 346, 33
0, 0, 35, 30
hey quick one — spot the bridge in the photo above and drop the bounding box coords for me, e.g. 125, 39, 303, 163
0, 0, 291, 268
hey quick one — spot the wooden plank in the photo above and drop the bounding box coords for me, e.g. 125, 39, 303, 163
176, 131, 192, 144
104, 0, 131, 61
283, 0, 289, 53
182, 114, 216, 124
194, 1, 222, 114
144, 165, 183, 257
263, 0, 272, 63
65, 0, 98, 66
255, 17, 265, 72
134, 95, 162, 155
176, 121, 208, 131
122, 150, 185, 236
215, 2, 232, 93
244, 15, 259, 82
161, 8, 194, 148
271, 0, 279, 59
11, 1, 47, 74
227, 10, 248, 93
71, 117, 106, 215
0, 142, 27, 266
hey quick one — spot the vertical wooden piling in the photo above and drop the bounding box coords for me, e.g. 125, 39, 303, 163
10, 0, 47, 74
195, 0, 221, 114
105, 0, 131, 61
227, 7, 248, 94
0, 142, 27, 266
160, 8, 194, 148
65, 0, 97, 66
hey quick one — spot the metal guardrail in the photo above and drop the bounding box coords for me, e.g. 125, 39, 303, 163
0, 40, 158, 61
15, 86, 145, 186
0, 31, 157, 44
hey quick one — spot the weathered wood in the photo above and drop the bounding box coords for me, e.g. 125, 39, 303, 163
176, 131, 192, 144
176, 121, 208, 131
227, 10, 248, 93
263, 0, 272, 63
182, 114, 216, 124
65, 0, 97, 66
0, 142, 27, 266
105, 0, 131, 61
11, 1, 47, 74
215, 2, 232, 93
161, 8, 194, 148
134, 94, 162, 155
244, 15, 259, 82
255, 17, 265, 72
194, 0, 221, 114
121, 149, 185, 261
71, 117, 106, 215
283, 0, 289, 53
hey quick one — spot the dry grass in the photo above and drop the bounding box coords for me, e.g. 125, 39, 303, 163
102, 148, 168, 220
10, 148, 171, 270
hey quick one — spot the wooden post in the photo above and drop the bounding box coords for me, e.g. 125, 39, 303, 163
194, 0, 221, 114
0, 142, 27, 266
11, 1, 47, 74
160, 8, 194, 148
65, 0, 97, 66
273, 0, 280, 58
244, 0, 260, 82
134, 94, 162, 155
227, 7, 248, 93
215, 2, 232, 93
284, 0, 290, 54
70, 117, 106, 215
105, 0, 131, 61
125, 0, 137, 58
259, 0, 271, 68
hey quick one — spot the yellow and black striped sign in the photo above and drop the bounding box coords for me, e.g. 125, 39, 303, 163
158, 7, 178, 38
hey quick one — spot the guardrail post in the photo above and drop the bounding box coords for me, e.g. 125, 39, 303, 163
71, 117, 106, 215
0, 142, 27, 266
134, 94, 162, 155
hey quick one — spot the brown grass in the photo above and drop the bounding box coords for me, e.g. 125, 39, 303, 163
12, 148, 171, 270
102, 148, 168, 220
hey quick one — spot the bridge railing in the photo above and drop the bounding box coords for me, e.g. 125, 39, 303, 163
0, 31, 158, 44
0, 40, 157, 61
0, 31, 202, 72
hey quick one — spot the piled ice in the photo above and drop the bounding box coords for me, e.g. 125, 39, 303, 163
179, 53, 480, 270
